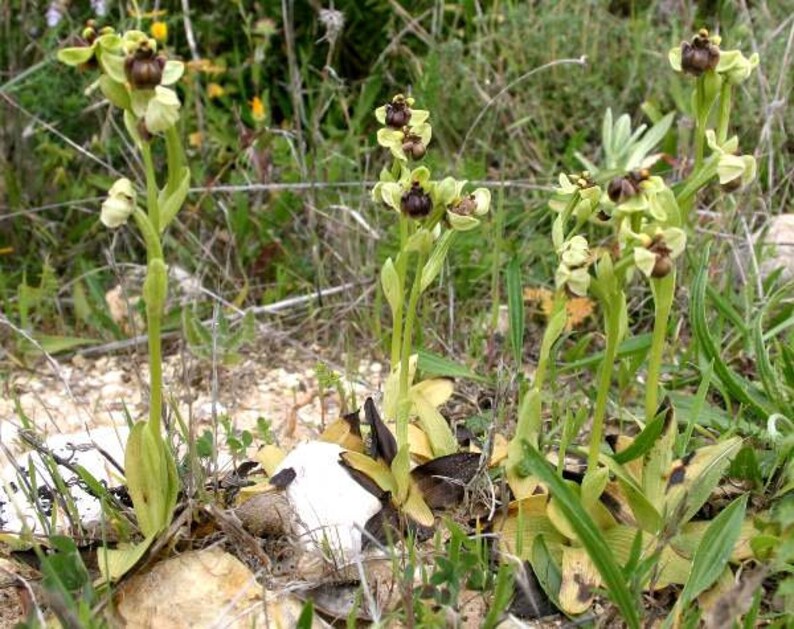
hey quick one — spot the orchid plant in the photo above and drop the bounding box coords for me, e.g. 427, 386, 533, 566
58, 21, 190, 579
365, 94, 491, 519
502, 29, 760, 622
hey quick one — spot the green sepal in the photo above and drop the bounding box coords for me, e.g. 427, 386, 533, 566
99, 75, 130, 110
57, 46, 95, 66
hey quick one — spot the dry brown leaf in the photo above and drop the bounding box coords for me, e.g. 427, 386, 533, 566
523, 286, 594, 330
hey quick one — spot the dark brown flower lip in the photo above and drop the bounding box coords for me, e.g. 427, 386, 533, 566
125, 47, 166, 90
385, 99, 412, 129
401, 181, 432, 218
680, 29, 720, 76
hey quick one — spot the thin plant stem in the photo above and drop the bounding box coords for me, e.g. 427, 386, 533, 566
141, 142, 160, 232
396, 249, 427, 449
390, 216, 409, 369
716, 80, 733, 145
645, 270, 675, 421
146, 302, 163, 433
693, 77, 707, 171
587, 303, 621, 472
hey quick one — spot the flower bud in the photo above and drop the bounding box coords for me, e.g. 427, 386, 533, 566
401, 133, 426, 160
125, 44, 166, 89
101, 178, 136, 228
680, 29, 720, 76
401, 182, 432, 218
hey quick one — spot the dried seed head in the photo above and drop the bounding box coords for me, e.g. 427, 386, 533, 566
401, 181, 432, 218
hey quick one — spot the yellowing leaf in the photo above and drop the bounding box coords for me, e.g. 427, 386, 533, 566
411, 390, 458, 456
411, 378, 454, 408
404, 485, 434, 527
319, 419, 364, 452
98, 535, 155, 583
340, 451, 396, 496
558, 546, 598, 614
407, 423, 434, 461
256, 444, 286, 477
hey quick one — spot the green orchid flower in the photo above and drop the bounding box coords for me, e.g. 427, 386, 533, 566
669, 29, 721, 77
548, 172, 602, 221
612, 174, 668, 222
375, 94, 432, 161
372, 166, 435, 219
555, 235, 591, 296
706, 130, 756, 189
633, 227, 686, 279
57, 23, 122, 73
101, 178, 137, 228
716, 49, 760, 84
435, 177, 491, 232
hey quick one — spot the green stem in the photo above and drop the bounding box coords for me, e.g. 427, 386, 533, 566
141, 142, 160, 233
164, 126, 185, 195
146, 299, 163, 432
396, 249, 427, 450
693, 77, 707, 171
390, 216, 409, 369
132, 208, 164, 260
716, 80, 732, 145
587, 301, 621, 472
645, 270, 675, 421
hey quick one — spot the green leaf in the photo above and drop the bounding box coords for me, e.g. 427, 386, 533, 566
411, 389, 458, 456
678, 495, 747, 608
612, 405, 669, 465
519, 441, 641, 629
98, 535, 155, 582
381, 257, 401, 317
34, 335, 97, 355
691, 247, 776, 417
296, 600, 314, 629
506, 257, 524, 366
529, 536, 562, 607
417, 349, 485, 381
420, 230, 456, 292
124, 422, 175, 537
159, 166, 190, 231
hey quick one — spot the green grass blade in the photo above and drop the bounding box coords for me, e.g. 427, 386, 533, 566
520, 442, 641, 629
417, 349, 487, 382
506, 257, 525, 367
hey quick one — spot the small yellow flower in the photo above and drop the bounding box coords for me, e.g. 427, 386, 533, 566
250, 96, 266, 122
150, 21, 168, 43
188, 131, 203, 148
207, 82, 225, 99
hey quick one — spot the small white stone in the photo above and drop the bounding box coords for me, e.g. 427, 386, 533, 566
274, 441, 382, 563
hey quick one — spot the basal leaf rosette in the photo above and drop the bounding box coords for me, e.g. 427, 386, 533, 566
436, 177, 491, 232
